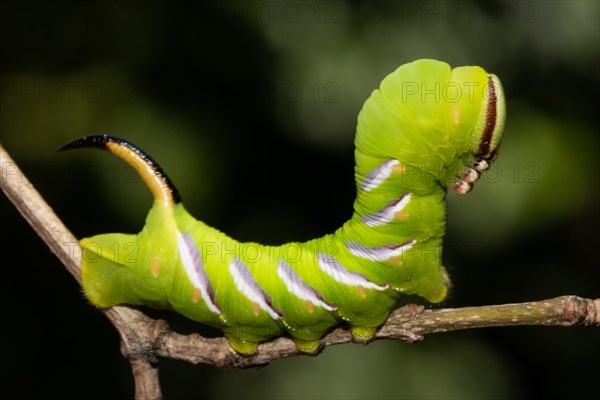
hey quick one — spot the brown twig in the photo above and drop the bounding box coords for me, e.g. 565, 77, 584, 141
2, 145, 163, 399
2, 144, 598, 399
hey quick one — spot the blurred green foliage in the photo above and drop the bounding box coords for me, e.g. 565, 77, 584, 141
1, 1, 598, 399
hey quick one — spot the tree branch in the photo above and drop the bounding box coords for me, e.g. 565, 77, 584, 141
2, 144, 598, 398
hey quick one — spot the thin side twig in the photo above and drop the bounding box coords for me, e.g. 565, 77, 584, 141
2, 144, 598, 397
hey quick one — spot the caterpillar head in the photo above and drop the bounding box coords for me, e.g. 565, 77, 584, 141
355, 59, 506, 196
451, 71, 506, 195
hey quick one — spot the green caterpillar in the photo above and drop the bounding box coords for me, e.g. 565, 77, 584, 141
61, 59, 506, 354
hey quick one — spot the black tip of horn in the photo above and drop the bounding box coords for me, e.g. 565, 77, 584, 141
57, 134, 116, 152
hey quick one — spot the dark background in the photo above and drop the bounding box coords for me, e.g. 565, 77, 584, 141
1, 1, 598, 399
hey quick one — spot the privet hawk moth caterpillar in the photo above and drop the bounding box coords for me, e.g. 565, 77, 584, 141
60, 59, 506, 354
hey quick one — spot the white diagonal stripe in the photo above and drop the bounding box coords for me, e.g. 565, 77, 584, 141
317, 253, 387, 291
360, 159, 400, 192
229, 257, 282, 320
277, 260, 337, 312
361, 193, 411, 227
177, 232, 222, 315
347, 239, 416, 262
